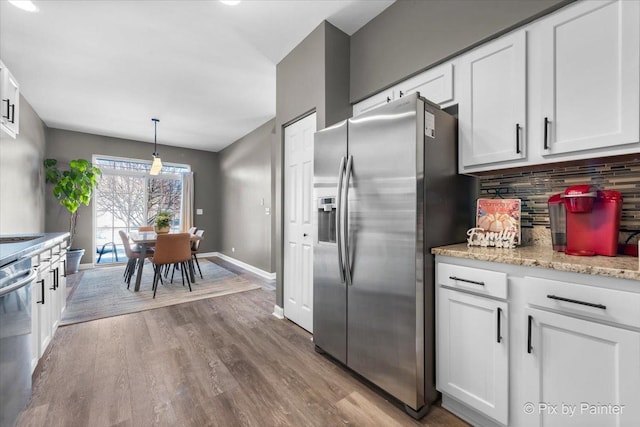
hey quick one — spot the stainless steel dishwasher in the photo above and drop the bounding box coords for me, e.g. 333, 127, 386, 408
0, 257, 37, 427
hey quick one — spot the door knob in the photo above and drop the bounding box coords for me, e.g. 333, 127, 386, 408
303, 233, 308, 237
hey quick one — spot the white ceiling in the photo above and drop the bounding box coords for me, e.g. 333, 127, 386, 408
0, 0, 394, 152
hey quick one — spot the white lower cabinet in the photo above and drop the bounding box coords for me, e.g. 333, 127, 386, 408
31, 242, 68, 370
435, 256, 640, 427
35, 254, 53, 360
438, 287, 509, 425
522, 307, 640, 427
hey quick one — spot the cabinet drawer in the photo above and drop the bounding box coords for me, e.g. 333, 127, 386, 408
437, 263, 507, 299
524, 276, 640, 329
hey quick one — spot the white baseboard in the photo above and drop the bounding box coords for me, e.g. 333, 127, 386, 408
272, 304, 284, 319
202, 252, 276, 281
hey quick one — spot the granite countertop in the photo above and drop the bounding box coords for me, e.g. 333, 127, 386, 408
0, 232, 70, 267
431, 243, 640, 281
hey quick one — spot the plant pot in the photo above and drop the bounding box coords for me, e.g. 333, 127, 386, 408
155, 225, 170, 234
66, 249, 85, 275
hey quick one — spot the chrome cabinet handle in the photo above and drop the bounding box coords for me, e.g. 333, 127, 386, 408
336, 156, 346, 284
546, 294, 606, 310
449, 276, 485, 286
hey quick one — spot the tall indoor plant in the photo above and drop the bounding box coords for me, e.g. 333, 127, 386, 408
44, 158, 102, 274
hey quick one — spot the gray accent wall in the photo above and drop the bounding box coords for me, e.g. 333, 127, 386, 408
0, 95, 46, 234
350, 0, 572, 102
218, 119, 274, 272
274, 21, 351, 307
45, 129, 219, 258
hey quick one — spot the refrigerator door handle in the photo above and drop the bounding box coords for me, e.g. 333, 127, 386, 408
344, 155, 354, 286
336, 156, 346, 283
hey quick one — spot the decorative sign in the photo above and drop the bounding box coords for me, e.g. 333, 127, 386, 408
476, 198, 521, 245
467, 227, 518, 249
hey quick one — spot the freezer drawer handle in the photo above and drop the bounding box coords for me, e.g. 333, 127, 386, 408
546, 294, 606, 310
497, 307, 502, 343
448, 276, 485, 286
336, 156, 346, 283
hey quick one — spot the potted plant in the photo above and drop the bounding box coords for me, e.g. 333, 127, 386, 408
154, 211, 172, 234
44, 158, 102, 274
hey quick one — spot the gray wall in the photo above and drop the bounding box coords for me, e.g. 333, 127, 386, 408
0, 95, 47, 234
218, 119, 274, 272
274, 21, 351, 306
350, 0, 571, 102
45, 129, 219, 258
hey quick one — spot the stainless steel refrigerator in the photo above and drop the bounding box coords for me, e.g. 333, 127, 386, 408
313, 93, 474, 418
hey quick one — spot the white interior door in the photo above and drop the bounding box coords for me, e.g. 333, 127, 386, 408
284, 113, 316, 332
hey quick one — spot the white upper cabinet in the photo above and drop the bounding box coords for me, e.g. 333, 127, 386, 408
537, 0, 639, 157
459, 0, 640, 173
397, 62, 454, 106
352, 88, 395, 117
0, 59, 20, 138
353, 62, 454, 116
459, 31, 527, 169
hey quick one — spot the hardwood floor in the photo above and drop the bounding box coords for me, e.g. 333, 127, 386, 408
18, 257, 468, 427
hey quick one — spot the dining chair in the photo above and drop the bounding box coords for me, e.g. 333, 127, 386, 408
118, 230, 154, 288
138, 226, 154, 232
191, 230, 205, 279
151, 233, 192, 298
188, 226, 197, 234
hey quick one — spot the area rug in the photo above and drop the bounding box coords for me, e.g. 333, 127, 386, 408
60, 259, 261, 325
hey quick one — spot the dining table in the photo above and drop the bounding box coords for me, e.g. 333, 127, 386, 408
128, 231, 201, 292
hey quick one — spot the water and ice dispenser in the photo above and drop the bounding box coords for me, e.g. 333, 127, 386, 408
317, 196, 337, 243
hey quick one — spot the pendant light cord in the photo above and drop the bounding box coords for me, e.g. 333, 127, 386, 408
152, 118, 159, 156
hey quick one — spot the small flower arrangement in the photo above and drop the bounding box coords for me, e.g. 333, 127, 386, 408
154, 211, 172, 233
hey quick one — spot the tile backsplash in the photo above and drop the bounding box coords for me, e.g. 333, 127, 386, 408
478, 157, 640, 241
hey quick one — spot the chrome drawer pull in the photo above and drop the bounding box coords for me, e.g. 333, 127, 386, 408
546, 294, 606, 310
449, 276, 485, 286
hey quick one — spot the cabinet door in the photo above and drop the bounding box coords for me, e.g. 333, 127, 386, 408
49, 259, 61, 331
352, 88, 395, 116
437, 288, 509, 424
522, 308, 640, 427
539, 0, 639, 156
30, 280, 40, 373
36, 271, 52, 358
459, 31, 527, 169
0, 60, 19, 138
397, 63, 454, 106
59, 250, 67, 314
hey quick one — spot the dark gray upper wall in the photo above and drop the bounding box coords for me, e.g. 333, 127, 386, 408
350, 0, 572, 102
218, 118, 274, 273
0, 95, 46, 234
45, 129, 219, 257
273, 21, 351, 305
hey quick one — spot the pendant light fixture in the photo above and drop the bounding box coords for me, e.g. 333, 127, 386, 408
150, 118, 163, 175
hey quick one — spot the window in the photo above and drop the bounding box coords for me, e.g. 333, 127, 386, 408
93, 155, 190, 264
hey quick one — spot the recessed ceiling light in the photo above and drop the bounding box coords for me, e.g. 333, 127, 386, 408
8, 0, 39, 12
220, 0, 241, 5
